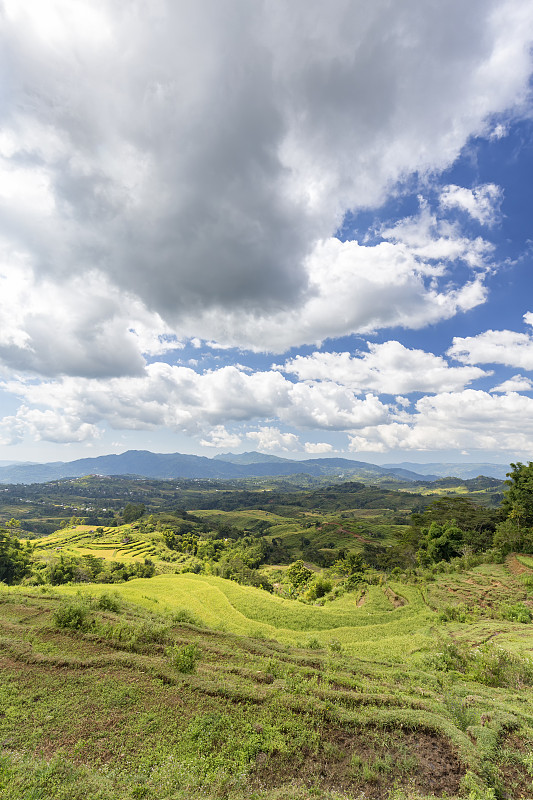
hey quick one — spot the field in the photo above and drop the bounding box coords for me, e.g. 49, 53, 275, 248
31, 525, 159, 563
54, 573, 433, 659
3, 473, 533, 798
2, 557, 533, 799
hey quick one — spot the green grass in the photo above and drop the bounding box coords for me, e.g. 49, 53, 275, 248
3, 570, 533, 799
50, 574, 433, 660
30, 524, 160, 564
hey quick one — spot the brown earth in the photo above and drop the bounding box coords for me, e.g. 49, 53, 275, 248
506, 554, 533, 576
384, 587, 406, 608
339, 527, 374, 544
496, 731, 533, 799
252, 724, 465, 799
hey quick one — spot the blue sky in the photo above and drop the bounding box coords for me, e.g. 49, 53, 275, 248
1, 0, 533, 465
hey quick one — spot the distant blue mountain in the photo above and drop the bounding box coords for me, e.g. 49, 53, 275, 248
0, 449, 505, 485
0, 449, 427, 484
382, 461, 510, 480
213, 451, 293, 465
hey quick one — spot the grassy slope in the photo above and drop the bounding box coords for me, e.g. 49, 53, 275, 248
31, 525, 159, 563
3, 561, 533, 798
56, 574, 433, 659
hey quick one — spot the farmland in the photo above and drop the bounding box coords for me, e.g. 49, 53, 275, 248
2, 470, 533, 798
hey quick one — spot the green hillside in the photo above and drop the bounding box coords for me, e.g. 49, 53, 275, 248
3, 467, 533, 797
2, 561, 533, 799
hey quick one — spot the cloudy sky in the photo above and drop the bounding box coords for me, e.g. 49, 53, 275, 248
1, 0, 533, 465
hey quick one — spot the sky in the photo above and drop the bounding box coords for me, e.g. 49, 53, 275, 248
1, 0, 533, 466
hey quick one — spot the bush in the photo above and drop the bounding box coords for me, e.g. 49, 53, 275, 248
306, 577, 332, 601
167, 643, 201, 673
53, 601, 92, 631
499, 602, 532, 623
438, 603, 474, 623
172, 608, 200, 625
469, 644, 533, 688
95, 592, 121, 613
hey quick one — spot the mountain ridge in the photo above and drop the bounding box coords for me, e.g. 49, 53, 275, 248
383, 461, 510, 480
0, 448, 509, 485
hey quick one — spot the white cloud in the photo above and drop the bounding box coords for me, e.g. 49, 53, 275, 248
199, 425, 242, 449
440, 183, 503, 226
0, 256, 178, 378
1, 1, 533, 457
378, 199, 494, 267
246, 427, 301, 452
283, 341, 488, 394
282, 384, 391, 431
448, 329, 533, 369
349, 390, 533, 452
491, 374, 533, 392
0, 0, 530, 364
0, 362, 395, 445
182, 229, 491, 353
489, 123, 509, 140
0, 406, 99, 445
304, 441, 334, 454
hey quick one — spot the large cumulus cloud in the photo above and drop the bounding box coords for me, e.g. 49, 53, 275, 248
1, 0, 533, 457
0, 0, 532, 369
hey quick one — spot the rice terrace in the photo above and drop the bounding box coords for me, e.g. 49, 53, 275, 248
1, 464, 533, 800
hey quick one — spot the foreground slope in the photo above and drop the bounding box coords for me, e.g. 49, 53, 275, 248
2, 562, 533, 799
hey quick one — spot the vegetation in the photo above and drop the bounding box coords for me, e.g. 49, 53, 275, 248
2, 463, 533, 797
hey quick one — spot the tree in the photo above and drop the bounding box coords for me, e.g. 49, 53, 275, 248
0, 529, 32, 584
286, 559, 313, 588
123, 503, 146, 524
409, 497, 499, 553
416, 521, 463, 565
502, 462, 533, 527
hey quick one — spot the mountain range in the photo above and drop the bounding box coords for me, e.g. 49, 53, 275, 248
0, 449, 511, 485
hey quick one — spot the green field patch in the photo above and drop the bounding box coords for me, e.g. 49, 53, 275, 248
53, 574, 435, 660
30, 524, 158, 564
193, 508, 285, 527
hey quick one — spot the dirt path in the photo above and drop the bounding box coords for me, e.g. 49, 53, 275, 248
506, 553, 532, 576
338, 527, 374, 544
384, 587, 406, 608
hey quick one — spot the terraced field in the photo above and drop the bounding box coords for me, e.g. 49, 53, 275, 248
54, 573, 433, 660
31, 525, 159, 562
3, 563, 533, 799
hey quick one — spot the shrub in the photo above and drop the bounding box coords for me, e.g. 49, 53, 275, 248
172, 608, 199, 625
306, 577, 332, 601
432, 638, 533, 688
95, 592, 121, 613
444, 693, 477, 732
468, 644, 533, 688
53, 601, 91, 631
167, 643, 201, 673
499, 602, 532, 623
438, 603, 473, 623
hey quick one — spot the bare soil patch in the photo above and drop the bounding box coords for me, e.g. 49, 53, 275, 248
339, 527, 374, 544
497, 732, 533, 799
384, 587, 406, 608
252, 724, 465, 799
506, 554, 532, 576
